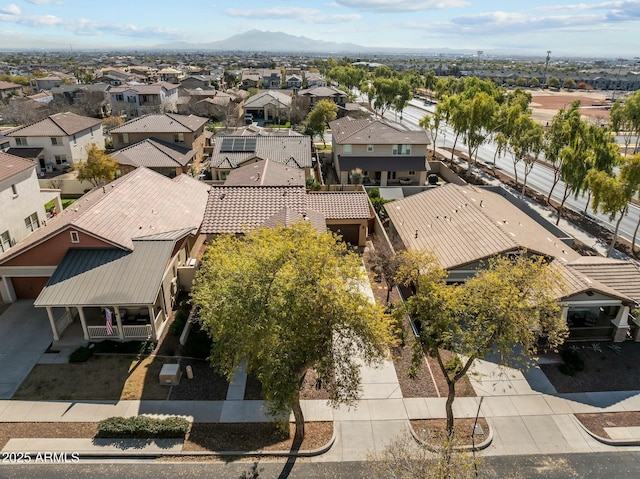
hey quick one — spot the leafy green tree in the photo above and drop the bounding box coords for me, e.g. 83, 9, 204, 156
563, 77, 576, 90
328, 65, 366, 92
587, 155, 640, 256
529, 77, 540, 88
419, 113, 441, 157
372, 77, 409, 117
610, 90, 640, 156
372, 65, 394, 78
304, 99, 338, 147
191, 222, 394, 441
548, 76, 560, 89
75, 144, 117, 187
396, 252, 567, 436
516, 76, 527, 87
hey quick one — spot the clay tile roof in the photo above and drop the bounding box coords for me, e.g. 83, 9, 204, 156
110, 138, 195, 168
329, 117, 430, 145
211, 135, 312, 169
201, 186, 307, 234
223, 159, 305, 187
0, 151, 36, 182
306, 191, 372, 220
109, 113, 207, 134
262, 206, 326, 233
5, 112, 102, 137
0, 81, 22, 90
243, 91, 292, 109
567, 257, 640, 303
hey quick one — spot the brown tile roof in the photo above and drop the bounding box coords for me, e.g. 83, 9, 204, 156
0, 151, 36, 182
262, 206, 326, 232
111, 138, 195, 168
109, 113, 207, 134
201, 186, 307, 234
243, 91, 292, 109
0, 168, 210, 264
306, 191, 372, 220
329, 117, 430, 145
298, 86, 346, 97
386, 184, 581, 270
211, 135, 312, 169
224, 159, 305, 187
567, 257, 640, 303
5, 112, 102, 137
0, 81, 22, 90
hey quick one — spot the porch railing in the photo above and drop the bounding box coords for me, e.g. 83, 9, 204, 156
154, 310, 164, 332
87, 324, 152, 340
567, 326, 614, 341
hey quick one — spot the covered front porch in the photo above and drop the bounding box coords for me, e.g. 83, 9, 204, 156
562, 301, 635, 343
45, 301, 168, 348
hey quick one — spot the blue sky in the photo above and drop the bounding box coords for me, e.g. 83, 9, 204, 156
0, 0, 639, 57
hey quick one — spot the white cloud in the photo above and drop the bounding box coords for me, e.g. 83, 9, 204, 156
25, 0, 62, 5
0, 4, 20, 15
334, 0, 469, 12
224, 6, 360, 23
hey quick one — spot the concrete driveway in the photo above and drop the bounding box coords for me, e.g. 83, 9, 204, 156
0, 301, 52, 399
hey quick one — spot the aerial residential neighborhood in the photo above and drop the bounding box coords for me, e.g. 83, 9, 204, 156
1, 1, 640, 478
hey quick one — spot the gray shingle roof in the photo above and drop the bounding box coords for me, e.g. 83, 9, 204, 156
0, 151, 35, 182
111, 138, 195, 168
329, 117, 430, 145
211, 136, 312, 169
6, 112, 102, 137
109, 113, 207, 134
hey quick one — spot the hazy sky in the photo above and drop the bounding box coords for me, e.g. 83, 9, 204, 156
0, 0, 639, 57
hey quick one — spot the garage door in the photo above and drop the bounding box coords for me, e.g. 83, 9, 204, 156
11, 277, 50, 299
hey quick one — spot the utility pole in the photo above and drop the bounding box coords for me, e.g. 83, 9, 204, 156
543, 50, 551, 88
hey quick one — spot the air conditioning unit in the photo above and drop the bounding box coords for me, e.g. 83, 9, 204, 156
188, 258, 197, 267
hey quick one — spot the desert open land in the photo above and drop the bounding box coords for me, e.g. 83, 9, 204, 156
528, 89, 611, 126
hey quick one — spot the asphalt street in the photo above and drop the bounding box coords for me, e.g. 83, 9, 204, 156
2, 452, 640, 478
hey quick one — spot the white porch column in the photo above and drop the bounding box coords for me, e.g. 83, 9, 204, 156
418, 171, 428, 185
148, 305, 157, 341
380, 171, 388, 187
612, 305, 630, 343
77, 306, 89, 341
64, 306, 72, 322
0, 276, 16, 303
46, 306, 59, 341
114, 306, 125, 340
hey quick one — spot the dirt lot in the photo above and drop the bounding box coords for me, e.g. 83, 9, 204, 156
528, 89, 610, 125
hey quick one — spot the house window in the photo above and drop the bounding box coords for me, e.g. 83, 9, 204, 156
24, 212, 39, 233
367, 145, 374, 152
15, 137, 28, 146
115, 94, 124, 101
122, 133, 129, 144
51, 137, 62, 146
55, 155, 67, 165
343, 144, 352, 154
73, 135, 77, 145
408, 170, 416, 175
0, 231, 10, 252
219, 170, 229, 180
174, 132, 185, 143
392, 144, 411, 155
70, 230, 80, 243
387, 171, 397, 180
11, 184, 17, 197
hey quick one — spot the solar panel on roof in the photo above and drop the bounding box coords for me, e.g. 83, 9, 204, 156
219, 137, 257, 153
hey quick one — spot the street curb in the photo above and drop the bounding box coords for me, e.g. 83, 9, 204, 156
576, 418, 640, 447
408, 419, 493, 452
3, 428, 337, 459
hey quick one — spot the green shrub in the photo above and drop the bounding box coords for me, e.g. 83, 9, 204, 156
182, 326, 212, 359
169, 312, 187, 336
560, 349, 585, 372
97, 416, 190, 439
91, 340, 155, 355
68, 346, 92, 363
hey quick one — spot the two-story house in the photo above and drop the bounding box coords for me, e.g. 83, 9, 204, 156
51, 83, 111, 118
329, 117, 431, 186
297, 86, 347, 113
262, 70, 282, 89
109, 113, 209, 176
32, 73, 76, 91
285, 74, 303, 90
304, 73, 327, 88
109, 82, 179, 119
5, 112, 104, 173
0, 81, 23, 100
0, 151, 62, 254
159, 67, 184, 84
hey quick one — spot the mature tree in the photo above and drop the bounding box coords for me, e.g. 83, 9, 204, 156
328, 65, 366, 92
372, 77, 409, 117
548, 76, 560, 89
610, 90, 640, 157
396, 252, 567, 435
75, 144, 117, 187
303, 99, 338, 147
563, 77, 576, 90
513, 116, 544, 199
529, 77, 541, 88
419, 113, 440, 157
587, 154, 640, 256
191, 222, 394, 441
368, 229, 399, 303
391, 79, 412, 121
